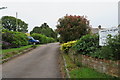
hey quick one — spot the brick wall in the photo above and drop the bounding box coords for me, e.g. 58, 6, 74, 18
68, 49, 120, 77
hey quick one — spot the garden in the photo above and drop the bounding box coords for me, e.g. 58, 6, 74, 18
57, 15, 120, 78
60, 34, 120, 78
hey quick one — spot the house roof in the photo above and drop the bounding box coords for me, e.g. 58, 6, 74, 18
91, 28, 105, 34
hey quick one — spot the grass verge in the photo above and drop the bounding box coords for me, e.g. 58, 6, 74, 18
1, 44, 40, 60
62, 53, 119, 79
2, 45, 33, 54
1, 44, 41, 54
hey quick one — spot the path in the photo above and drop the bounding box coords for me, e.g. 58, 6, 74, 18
2, 43, 61, 78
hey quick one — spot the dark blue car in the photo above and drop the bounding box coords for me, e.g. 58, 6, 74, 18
28, 36, 40, 43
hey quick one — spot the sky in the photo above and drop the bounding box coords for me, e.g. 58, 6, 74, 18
0, 0, 119, 32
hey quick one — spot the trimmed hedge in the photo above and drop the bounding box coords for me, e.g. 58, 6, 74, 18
63, 34, 120, 60
31, 33, 55, 44
2, 29, 28, 49
72, 34, 99, 56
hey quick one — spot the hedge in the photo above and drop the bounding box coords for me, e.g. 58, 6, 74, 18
60, 40, 77, 53
2, 29, 28, 49
93, 35, 120, 60
31, 33, 55, 44
61, 34, 120, 60
72, 34, 99, 56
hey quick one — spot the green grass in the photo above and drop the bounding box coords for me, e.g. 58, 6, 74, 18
63, 54, 76, 71
2, 45, 33, 54
63, 54, 117, 78
69, 67, 114, 78
1, 45, 33, 60
0, 44, 41, 60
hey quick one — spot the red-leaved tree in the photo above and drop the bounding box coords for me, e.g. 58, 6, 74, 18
56, 14, 91, 43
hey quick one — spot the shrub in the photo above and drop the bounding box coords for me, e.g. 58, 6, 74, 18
31, 33, 55, 44
72, 34, 120, 60
1, 41, 12, 49
60, 40, 77, 53
30, 33, 42, 42
107, 35, 120, 60
93, 35, 120, 60
73, 34, 99, 56
2, 29, 28, 48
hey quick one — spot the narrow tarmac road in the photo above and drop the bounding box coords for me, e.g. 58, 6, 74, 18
2, 43, 61, 78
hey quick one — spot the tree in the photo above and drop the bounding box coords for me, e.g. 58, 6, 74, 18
30, 23, 57, 39
1, 16, 28, 32
56, 14, 91, 43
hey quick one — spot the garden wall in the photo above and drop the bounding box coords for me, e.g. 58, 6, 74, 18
68, 49, 120, 77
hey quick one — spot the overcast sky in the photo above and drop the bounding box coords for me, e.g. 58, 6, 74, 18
0, 0, 119, 32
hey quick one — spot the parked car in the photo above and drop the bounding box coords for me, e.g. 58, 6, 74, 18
28, 36, 40, 44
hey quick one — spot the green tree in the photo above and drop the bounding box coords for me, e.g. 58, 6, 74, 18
30, 23, 57, 39
56, 15, 91, 43
1, 16, 28, 32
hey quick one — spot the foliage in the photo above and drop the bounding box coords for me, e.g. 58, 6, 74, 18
2, 29, 28, 49
1, 16, 28, 32
72, 34, 120, 60
56, 14, 91, 43
107, 35, 120, 59
31, 33, 55, 44
73, 34, 99, 56
1, 41, 12, 49
93, 35, 120, 60
61, 40, 77, 53
30, 23, 57, 39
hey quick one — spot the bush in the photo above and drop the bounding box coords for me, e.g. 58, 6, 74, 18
2, 29, 28, 49
107, 35, 120, 60
60, 40, 77, 53
31, 33, 55, 44
73, 34, 99, 56
72, 34, 120, 60
1, 41, 12, 49
93, 35, 120, 60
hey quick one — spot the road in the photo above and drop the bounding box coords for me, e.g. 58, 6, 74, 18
2, 43, 61, 78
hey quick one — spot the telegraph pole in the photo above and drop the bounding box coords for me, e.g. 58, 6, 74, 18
118, 7, 120, 35
16, 12, 18, 31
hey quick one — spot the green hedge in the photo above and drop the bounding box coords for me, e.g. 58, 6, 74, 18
93, 35, 120, 60
2, 29, 28, 49
73, 34, 99, 56
31, 33, 55, 44
60, 34, 120, 60
72, 34, 120, 60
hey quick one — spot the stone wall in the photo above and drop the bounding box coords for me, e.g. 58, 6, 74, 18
68, 49, 120, 77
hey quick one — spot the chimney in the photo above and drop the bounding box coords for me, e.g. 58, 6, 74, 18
98, 25, 101, 29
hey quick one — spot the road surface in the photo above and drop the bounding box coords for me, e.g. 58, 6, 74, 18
2, 43, 61, 78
